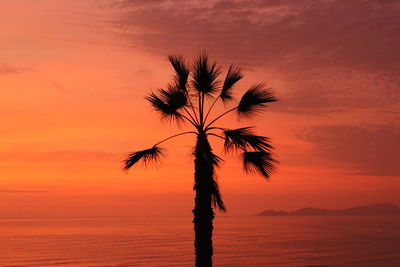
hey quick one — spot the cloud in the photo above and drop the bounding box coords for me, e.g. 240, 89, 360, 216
52, 81, 74, 94
104, 0, 170, 8
0, 151, 115, 163
109, 0, 400, 73
0, 189, 48, 193
106, 0, 400, 115
0, 63, 30, 75
299, 124, 400, 176
269, 69, 400, 114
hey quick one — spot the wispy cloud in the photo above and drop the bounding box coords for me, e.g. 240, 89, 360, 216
105, 0, 400, 115
299, 124, 400, 176
0, 63, 30, 75
109, 0, 400, 73
269, 69, 400, 114
0, 189, 48, 193
0, 150, 116, 163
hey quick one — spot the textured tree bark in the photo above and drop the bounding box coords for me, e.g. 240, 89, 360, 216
193, 133, 214, 267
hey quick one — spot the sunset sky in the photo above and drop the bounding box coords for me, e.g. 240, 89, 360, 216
1, 0, 399, 217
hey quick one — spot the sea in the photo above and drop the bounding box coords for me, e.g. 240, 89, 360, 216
0, 216, 399, 266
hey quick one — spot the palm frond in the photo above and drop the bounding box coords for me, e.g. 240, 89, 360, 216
161, 85, 188, 110
211, 178, 226, 211
242, 151, 277, 179
220, 66, 243, 102
146, 86, 188, 123
207, 152, 225, 210
168, 55, 189, 91
191, 52, 221, 95
197, 148, 223, 168
209, 150, 222, 167
123, 145, 164, 171
223, 127, 273, 152
237, 84, 277, 118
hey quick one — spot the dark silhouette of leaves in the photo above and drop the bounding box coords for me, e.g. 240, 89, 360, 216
191, 52, 221, 95
242, 151, 277, 179
146, 86, 187, 123
237, 84, 277, 118
209, 150, 222, 167
211, 178, 226, 211
220, 65, 243, 102
123, 146, 164, 171
223, 127, 273, 152
161, 85, 188, 109
168, 55, 189, 91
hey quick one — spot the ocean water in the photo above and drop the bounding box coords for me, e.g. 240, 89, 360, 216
0, 216, 399, 266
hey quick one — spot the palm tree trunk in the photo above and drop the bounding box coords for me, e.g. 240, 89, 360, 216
193, 133, 214, 267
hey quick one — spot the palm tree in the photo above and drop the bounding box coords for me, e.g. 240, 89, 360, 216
123, 53, 277, 267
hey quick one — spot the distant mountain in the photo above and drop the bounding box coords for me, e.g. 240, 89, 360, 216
256, 203, 400, 216
257, 210, 289, 216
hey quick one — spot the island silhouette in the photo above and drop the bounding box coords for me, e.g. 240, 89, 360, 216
256, 203, 400, 216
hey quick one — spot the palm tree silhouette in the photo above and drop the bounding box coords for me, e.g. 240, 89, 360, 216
123, 53, 277, 267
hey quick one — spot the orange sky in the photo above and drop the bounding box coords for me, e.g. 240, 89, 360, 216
1, 0, 399, 217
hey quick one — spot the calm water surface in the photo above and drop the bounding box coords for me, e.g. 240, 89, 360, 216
0, 216, 399, 266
